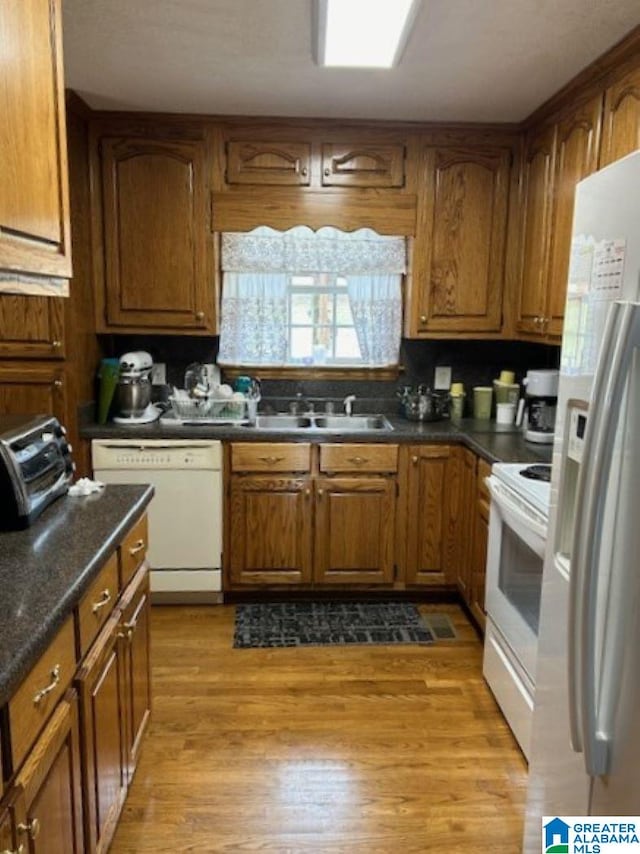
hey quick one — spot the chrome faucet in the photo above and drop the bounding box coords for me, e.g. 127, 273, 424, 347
343, 394, 356, 417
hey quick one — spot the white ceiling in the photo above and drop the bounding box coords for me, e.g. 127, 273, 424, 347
62, 0, 640, 122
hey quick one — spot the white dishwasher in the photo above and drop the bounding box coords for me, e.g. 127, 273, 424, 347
92, 439, 223, 603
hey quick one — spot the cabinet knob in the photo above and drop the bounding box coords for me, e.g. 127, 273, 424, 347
301, 166, 308, 177
324, 167, 331, 177
419, 315, 427, 324
412, 455, 418, 465
317, 488, 324, 497
51, 339, 62, 349
195, 310, 205, 321
18, 818, 41, 841
304, 487, 311, 497
53, 379, 63, 388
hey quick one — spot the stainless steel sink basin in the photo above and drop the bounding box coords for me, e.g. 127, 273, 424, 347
313, 415, 392, 431
244, 413, 393, 432
251, 415, 313, 429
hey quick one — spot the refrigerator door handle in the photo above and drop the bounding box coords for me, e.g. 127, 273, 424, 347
579, 302, 640, 777
567, 301, 621, 754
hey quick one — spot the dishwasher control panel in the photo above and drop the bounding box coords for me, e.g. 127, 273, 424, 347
91, 440, 222, 471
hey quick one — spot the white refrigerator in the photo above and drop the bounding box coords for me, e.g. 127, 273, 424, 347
524, 150, 640, 851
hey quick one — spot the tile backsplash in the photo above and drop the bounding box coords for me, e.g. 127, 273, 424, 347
99, 334, 560, 416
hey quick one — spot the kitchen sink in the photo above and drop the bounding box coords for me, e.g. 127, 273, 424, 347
245, 414, 393, 432
251, 415, 313, 429
313, 415, 392, 431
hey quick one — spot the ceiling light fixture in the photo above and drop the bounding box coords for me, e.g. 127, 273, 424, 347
314, 0, 421, 69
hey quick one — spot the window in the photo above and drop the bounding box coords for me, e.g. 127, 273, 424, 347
218, 226, 405, 369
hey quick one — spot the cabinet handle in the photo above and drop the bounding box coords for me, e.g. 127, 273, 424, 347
419, 315, 427, 324
324, 167, 331, 177
92, 588, 112, 614
347, 456, 367, 465
412, 455, 419, 465
2, 845, 24, 853
53, 379, 63, 388
195, 310, 205, 321
51, 339, 62, 349
258, 455, 284, 465
33, 665, 61, 706
129, 539, 146, 556
18, 819, 40, 841
301, 166, 308, 177
117, 620, 135, 642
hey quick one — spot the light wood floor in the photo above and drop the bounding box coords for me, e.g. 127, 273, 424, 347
111, 603, 527, 853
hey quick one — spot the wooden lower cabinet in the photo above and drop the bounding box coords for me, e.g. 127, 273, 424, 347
13, 693, 84, 854
76, 614, 127, 854
0, 362, 67, 423
314, 477, 395, 585
119, 565, 152, 783
451, 447, 477, 600
229, 475, 314, 585
468, 459, 492, 632
402, 444, 455, 586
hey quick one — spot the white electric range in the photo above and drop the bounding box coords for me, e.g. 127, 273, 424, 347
482, 460, 552, 759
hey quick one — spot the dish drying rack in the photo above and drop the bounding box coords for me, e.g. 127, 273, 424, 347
168, 393, 248, 424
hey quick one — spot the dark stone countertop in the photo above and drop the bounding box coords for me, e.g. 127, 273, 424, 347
81, 415, 552, 465
0, 484, 154, 708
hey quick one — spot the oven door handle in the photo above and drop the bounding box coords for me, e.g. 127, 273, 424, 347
486, 477, 548, 542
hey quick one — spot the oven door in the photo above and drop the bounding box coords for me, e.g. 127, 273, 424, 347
485, 475, 548, 681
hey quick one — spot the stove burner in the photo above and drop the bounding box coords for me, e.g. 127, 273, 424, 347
520, 464, 551, 482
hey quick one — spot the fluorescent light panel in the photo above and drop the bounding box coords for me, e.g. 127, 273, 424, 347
317, 0, 419, 68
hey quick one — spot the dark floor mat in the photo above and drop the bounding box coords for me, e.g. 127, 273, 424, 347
233, 601, 435, 648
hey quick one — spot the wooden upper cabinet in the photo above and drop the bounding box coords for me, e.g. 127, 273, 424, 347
0, 294, 65, 359
0, 362, 67, 423
226, 141, 311, 186
0, 0, 71, 282
99, 137, 215, 332
546, 95, 602, 338
600, 65, 640, 167
411, 146, 511, 334
321, 143, 405, 188
516, 124, 556, 336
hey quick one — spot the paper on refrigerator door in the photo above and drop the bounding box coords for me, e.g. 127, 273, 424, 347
592, 238, 626, 300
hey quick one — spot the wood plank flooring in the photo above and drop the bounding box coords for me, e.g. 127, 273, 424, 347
111, 603, 527, 853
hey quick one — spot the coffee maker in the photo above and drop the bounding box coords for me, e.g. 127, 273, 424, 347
113, 351, 160, 424
516, 369, 559, 444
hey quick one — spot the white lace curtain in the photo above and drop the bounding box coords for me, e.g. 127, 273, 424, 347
218, 226, 406, 367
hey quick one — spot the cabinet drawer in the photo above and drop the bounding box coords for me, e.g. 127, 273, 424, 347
120, 514, 149, 590
9, 617, 76, 771
319, 444, 398, 474
231, 443, 311, 472
77, 553, 119, 658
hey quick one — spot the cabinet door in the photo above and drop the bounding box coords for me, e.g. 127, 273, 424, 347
76, 616, 127, 854
13, 694, 83, 854
447, 448, 476, 600
0, 789, 23, 854
100, 137, 213, 331
600, 65, 640, 167
0, 295, 65, 359
414, 147, 510, 333
0, 0, 71, 281
314, 477, 395, 585
321, 143, 405, 188
470, 496, 489, 633
118, 564, 152, 784
405, 445, 453, 586
226, 141, 311, 186
516, 125, 556, 336
0, 362, 67, 423
229, 476, 313, 586
546, 95, 602, 338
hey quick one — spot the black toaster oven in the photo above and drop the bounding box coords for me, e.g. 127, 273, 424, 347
0, 414, 75, 529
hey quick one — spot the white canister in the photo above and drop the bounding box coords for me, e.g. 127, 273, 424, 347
496, 402, 517, 424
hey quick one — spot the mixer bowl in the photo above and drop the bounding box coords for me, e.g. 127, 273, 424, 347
116, 377, 152, 418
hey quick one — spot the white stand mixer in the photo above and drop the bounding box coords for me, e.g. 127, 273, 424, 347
113, 351, 161, 424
